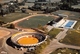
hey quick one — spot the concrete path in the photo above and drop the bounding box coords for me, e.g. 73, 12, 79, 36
46, 25, 54, 31
55, 29, 68, 41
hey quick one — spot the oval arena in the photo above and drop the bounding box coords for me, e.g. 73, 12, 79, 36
7, 32, 47, 48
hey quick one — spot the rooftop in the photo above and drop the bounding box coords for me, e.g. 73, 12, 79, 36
0, 0, 15, 3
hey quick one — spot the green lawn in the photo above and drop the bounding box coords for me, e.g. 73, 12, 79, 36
50, 48, 79, 54
74, 20, 80, 29
61, 30, 80, 46
0, 12, 29, 23
48, 28, 61, 40
17, 16, 54, 28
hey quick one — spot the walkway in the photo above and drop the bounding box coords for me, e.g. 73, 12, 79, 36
46, 25, 54, 31
55, 29, 68, 41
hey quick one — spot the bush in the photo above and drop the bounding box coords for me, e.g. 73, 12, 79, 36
4, 23, 15, 29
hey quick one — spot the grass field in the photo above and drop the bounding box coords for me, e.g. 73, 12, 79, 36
50, 48, 79, 54
0, 12, 29, 23
74, 20, 80, 29
60, 30, 80, 46
17, 16, 54, 28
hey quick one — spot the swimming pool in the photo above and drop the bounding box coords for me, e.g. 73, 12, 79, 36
65, 21, 74, 28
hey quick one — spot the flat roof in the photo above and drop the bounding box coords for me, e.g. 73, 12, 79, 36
72, 4, 80, 9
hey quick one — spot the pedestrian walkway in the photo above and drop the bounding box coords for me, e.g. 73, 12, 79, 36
46, 25, 54, 31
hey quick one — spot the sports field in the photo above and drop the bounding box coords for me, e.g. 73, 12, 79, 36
17, 16, 54, 28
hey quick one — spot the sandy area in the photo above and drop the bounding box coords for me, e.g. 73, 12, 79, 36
17, 36, 38, 45
0, 30, 10, 38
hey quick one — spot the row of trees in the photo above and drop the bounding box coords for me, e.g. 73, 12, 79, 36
0, 2, 19, 16
44, 7, 59, 13
59, 3, 80, 12
0, 0, 27, 17
59, 0, 80, 12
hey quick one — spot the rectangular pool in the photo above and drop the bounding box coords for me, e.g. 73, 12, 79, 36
65, 21, 74, 28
